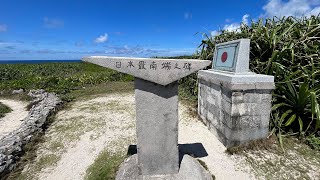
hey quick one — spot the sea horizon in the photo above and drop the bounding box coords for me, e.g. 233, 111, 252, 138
0, 60, 82, 64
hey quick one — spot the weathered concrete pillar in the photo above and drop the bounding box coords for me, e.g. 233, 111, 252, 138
135, 78, 179, 175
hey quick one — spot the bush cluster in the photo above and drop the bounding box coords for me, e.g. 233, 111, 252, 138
0, 62, 133, 95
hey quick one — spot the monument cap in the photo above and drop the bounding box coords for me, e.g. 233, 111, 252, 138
83, 56, 211, 86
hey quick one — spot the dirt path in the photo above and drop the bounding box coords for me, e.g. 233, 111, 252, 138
19, 92, 320, 180
21, 93, 137, 180
0, 99, 29, 139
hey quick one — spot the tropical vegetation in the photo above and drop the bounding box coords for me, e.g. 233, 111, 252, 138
0, 62, 133, 101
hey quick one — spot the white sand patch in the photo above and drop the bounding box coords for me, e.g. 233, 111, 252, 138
178, 104, 256, 180
0, 99, 29, 139
38, 131, 132, 180
21, 93, 136, 180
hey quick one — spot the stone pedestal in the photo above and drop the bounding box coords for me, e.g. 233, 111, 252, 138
116, 154, 213, 180
198, 70, 275, 147
135, 78, 179, 175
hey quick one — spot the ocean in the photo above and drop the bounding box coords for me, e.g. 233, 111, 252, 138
0, 60, 82, 64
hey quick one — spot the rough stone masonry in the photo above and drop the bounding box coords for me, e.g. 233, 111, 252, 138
83, 56, 212, 179
198, 39, 275, 147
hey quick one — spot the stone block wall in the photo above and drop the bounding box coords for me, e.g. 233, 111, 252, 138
198, 70, 274, 147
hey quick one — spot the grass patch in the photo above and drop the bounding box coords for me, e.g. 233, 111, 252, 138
59, 81, 134, 105
228, 136, 320, 179
197, 159, 216, 180
48, 141, 64, 152
0, 102, 12, 118
197, 159, 208, 170
70, 81, 134, 100
53, 116, 89, 141
226, 136, 279, 155
0, 92, 32, 102
54, 116, 86, 133
85, 150, 126, 180
306, 134, 320, 151
79, 100, 129, 113
15, 154, 60, 180
33, 154, 59, 172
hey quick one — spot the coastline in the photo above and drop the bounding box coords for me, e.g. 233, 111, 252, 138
0, 60, 81, 64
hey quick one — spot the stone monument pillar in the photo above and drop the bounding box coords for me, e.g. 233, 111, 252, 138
198, 39, 275, 147
83, 56, 213, 180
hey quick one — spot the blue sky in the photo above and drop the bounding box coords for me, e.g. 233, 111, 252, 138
0, 0, 320, 60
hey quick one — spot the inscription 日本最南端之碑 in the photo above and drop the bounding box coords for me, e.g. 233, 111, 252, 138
82, 56, 211, 86
114, 60, 192, 71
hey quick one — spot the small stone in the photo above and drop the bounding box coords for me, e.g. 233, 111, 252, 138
12, 89, 24, 94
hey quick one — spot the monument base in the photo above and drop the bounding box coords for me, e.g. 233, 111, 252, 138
198, 70, 275, 148
115, 154, 213, 180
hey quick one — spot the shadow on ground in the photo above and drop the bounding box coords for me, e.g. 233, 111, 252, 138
126, 143, 208, 165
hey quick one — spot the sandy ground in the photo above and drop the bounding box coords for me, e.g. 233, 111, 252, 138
178, 105, 255, 179
19, 92, 320, 180
0, 99, 29, 139
21, 93, 137, 180
20, 93, 255, 180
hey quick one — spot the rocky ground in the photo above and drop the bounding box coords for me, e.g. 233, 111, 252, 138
2, 91, 320, 180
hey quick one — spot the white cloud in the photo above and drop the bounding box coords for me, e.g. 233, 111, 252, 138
221, 14, 250, 33
223, 23, 240, 32
184, 12, 192, 20
0, 24, 7, 32
225, 18, 233, 23
211, 30, 220, 37
43, 17, 64, 28
242, 14, 250, 25
263, 0, 320, 17
309, 6, 320, 15
103, 45, 194, 57
95, 33, 108, 43
0, 41, 23, 46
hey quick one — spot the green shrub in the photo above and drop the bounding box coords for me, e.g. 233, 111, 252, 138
306, 134, 320, 151
0, 102, 12, 118
0, 62, 133, 97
